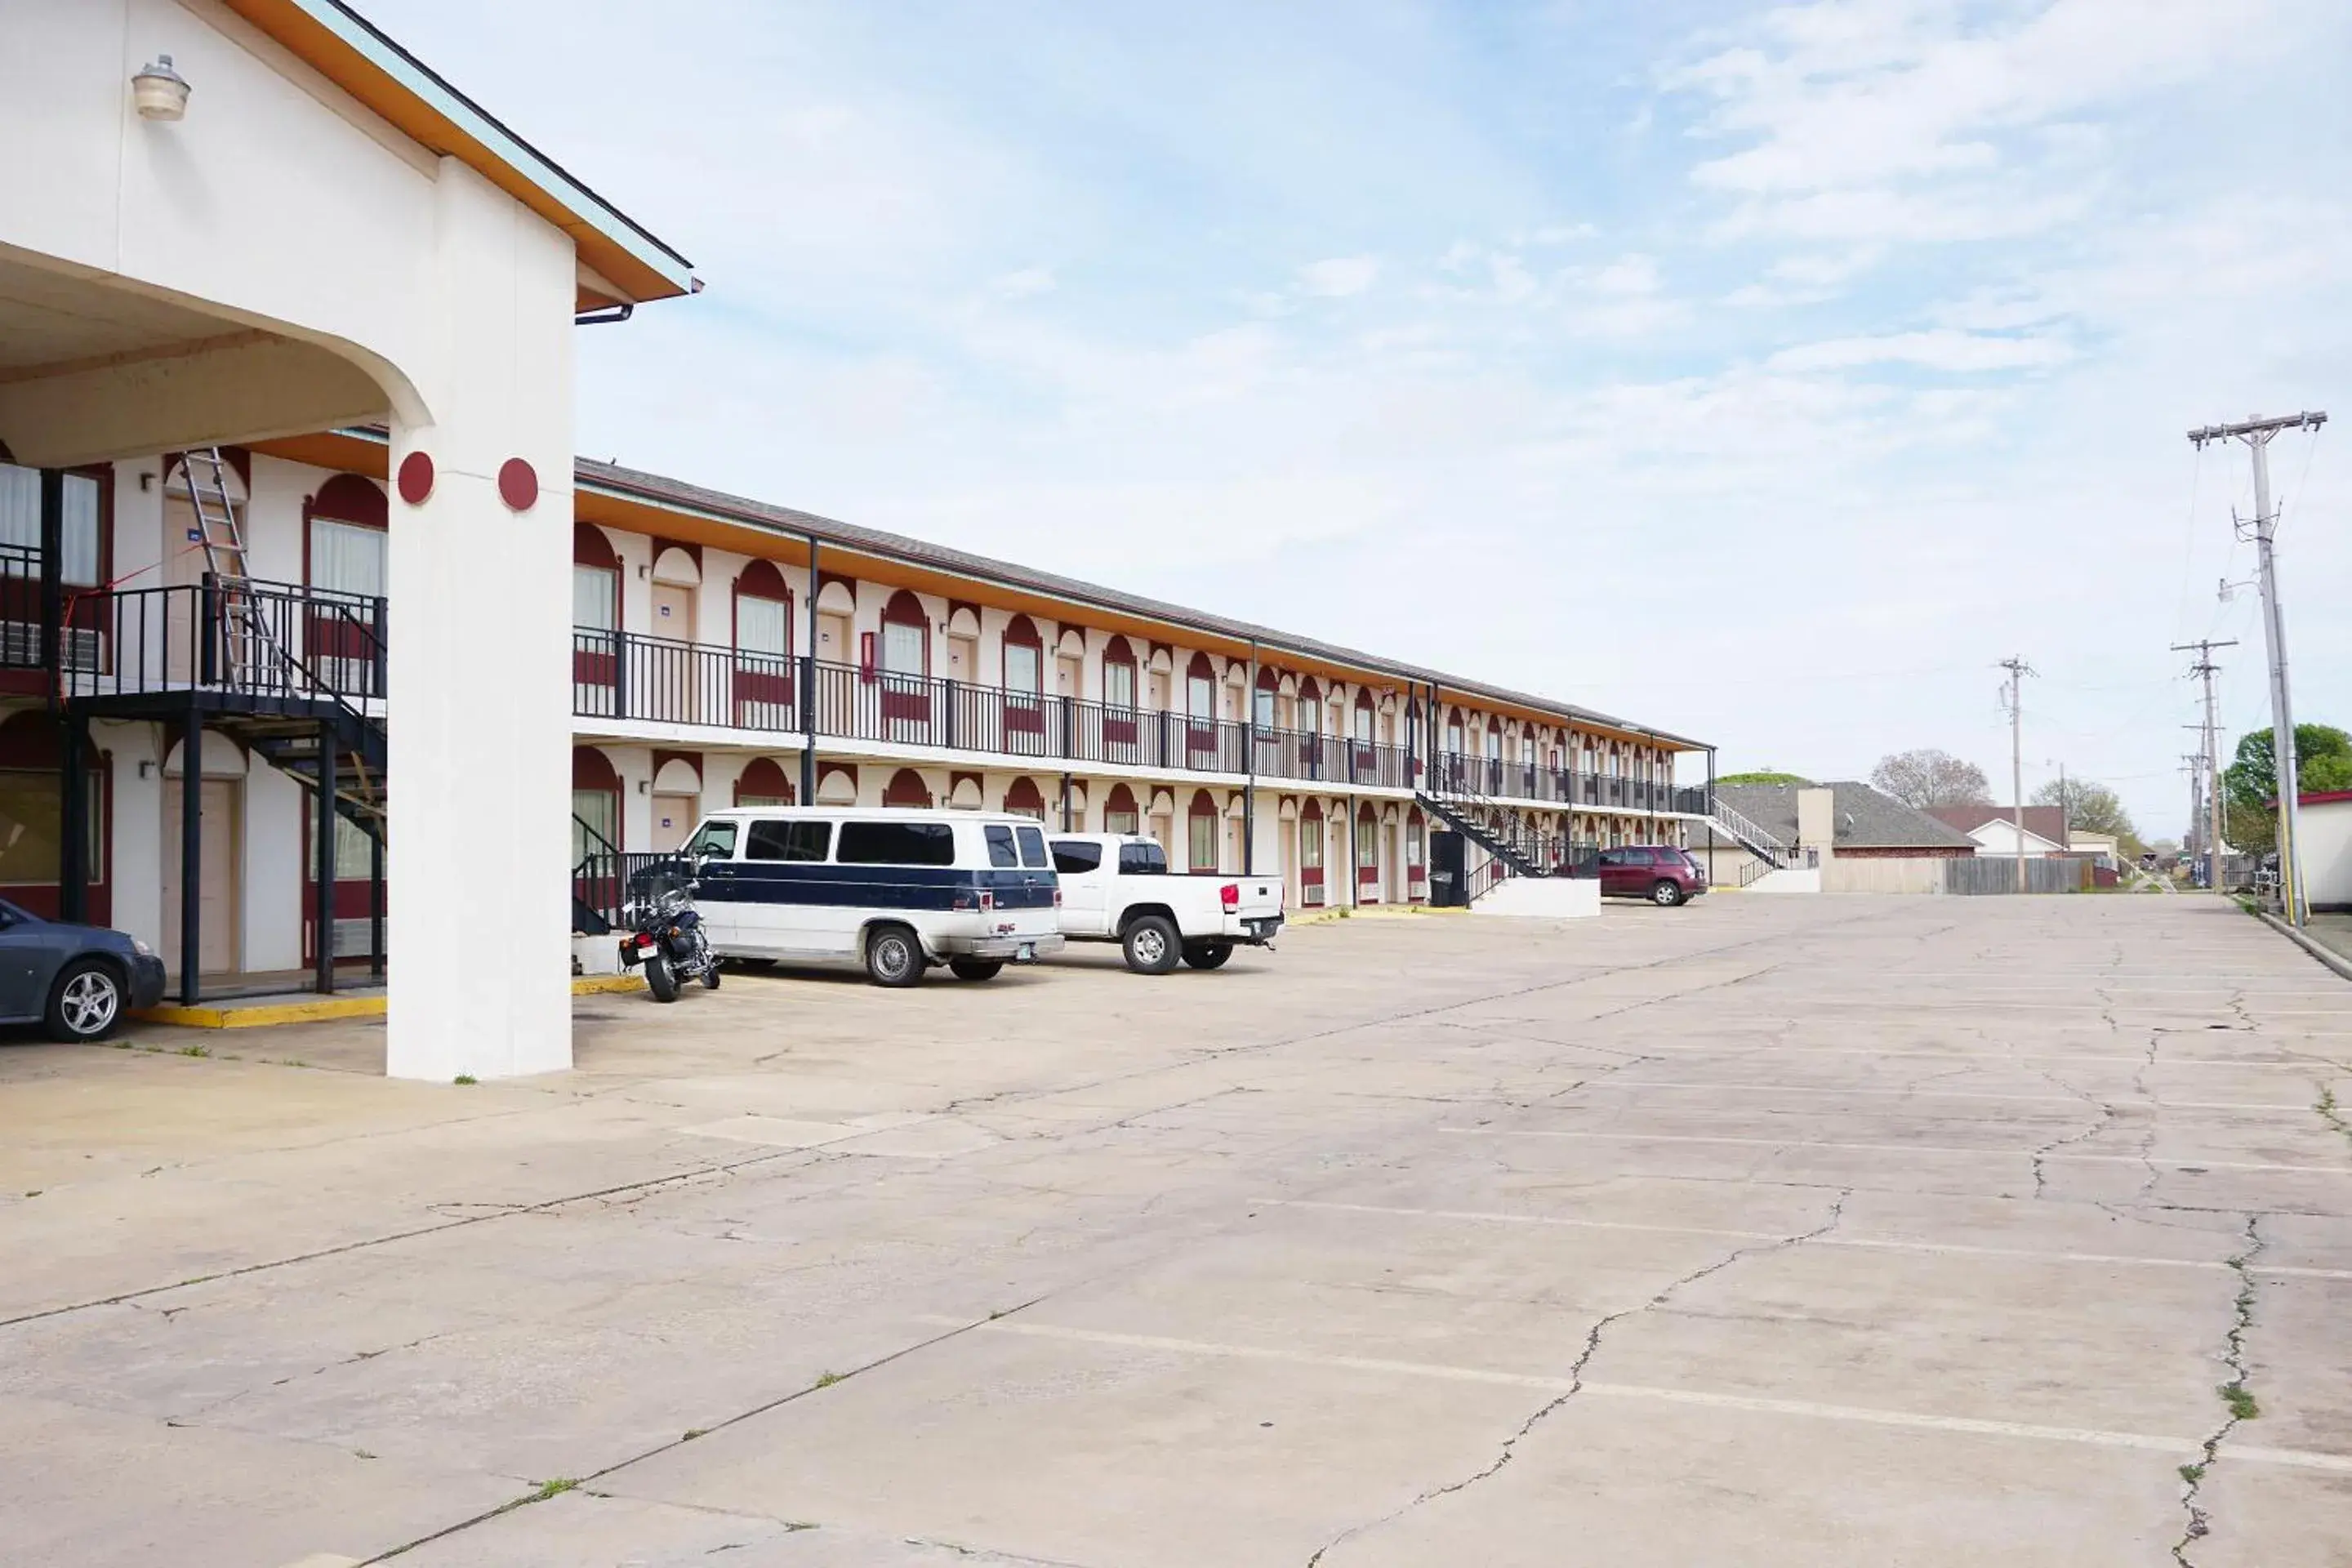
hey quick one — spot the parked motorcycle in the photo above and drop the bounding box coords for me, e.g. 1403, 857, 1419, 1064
621, 868, 719, 1003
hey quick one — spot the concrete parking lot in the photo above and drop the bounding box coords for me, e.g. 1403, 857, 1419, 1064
3, 895, 2350, 1567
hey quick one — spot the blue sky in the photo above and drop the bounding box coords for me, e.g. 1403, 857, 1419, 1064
381, 0, 2352, 837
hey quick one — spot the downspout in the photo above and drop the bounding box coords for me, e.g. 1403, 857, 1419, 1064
1243, 640, 1257, 875
800, 534, 819, 806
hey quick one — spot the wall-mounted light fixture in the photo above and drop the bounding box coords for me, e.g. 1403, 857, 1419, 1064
138, 760, 154, 779
131, 56, 191, 121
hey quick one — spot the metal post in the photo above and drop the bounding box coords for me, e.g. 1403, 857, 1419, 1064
800, 537, 820, 806
37, 469, 62, 675
314, 723, 337, 994
2189, 412, 2325, 923
1059, 772, 1072, 832
368, 827, 385, 981
59, 713, 87, 924
2173, 640, 2235, 893
372, 595, 390, 700
179, 704, 202, 1005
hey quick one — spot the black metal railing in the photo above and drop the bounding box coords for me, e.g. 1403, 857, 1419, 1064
572, 848, 697, 933
1426, 753, 1705, 815
62, 574, 386, 704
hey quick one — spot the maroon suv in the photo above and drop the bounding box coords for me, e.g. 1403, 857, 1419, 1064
1596, 845, 1707, 906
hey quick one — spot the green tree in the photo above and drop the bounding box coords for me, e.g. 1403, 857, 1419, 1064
2030, 777, 2137, 846
2221, 724, 2352, 849
1717, 770, 1811, 786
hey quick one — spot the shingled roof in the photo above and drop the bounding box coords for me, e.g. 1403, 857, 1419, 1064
1713, 782, 1980, 849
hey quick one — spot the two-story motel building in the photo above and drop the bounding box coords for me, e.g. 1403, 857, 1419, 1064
0, 430, 1714, 997
2, 0, 1711, 1080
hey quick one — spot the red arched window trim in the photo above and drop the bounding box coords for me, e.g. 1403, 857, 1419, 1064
882, 767, 932, 808
1004, 614, 1046, 737
1004, 775, 1047, 817
730, 560, 795, 725
735, 757, 795, 806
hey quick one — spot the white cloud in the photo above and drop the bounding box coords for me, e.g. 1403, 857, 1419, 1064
1296, 256, 1380, 297
1767, 329, 2074, 372
989, 265, 1058, 299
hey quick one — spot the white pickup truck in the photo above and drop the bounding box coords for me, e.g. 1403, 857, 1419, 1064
1047, 834, 1285, 973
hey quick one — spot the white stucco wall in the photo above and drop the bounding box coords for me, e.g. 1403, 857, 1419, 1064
2303, 799, 2352, 911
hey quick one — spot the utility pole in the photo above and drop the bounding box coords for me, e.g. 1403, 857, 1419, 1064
2172, 639, 2236, 893
2189, 412, 2326, 924
1998, 657, 2034, 892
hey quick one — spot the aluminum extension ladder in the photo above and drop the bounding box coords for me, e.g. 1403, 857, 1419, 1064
175, 447, 263, 685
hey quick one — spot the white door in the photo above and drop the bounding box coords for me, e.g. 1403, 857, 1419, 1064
650, 794, 697, 853
1057, 843, 1110, 936
160, 778, 239, 978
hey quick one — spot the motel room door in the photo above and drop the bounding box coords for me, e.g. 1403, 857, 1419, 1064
650, 795, 698, 852
160, 778, 240, 976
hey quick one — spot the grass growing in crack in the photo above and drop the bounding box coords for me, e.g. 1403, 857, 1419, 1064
812, 1370, 844, 1389
452, 1074, 477, 1086
681, 1428, 706, 1441
177, 1044, 210, 1058
2318, 1088, 2352, 1152
2179, 1463, 2205, 1485
2219, 1381, 2261, 1421
525, 1477, 578, 1503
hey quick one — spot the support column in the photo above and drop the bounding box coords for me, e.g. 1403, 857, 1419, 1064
385, 158, 577, 1080
59, 711, 88, 924
314, 723, 337, 996
179, 704, 202, 1006
368, 828, 385, 982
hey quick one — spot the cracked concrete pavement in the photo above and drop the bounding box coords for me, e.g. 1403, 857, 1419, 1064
2, 896, 2350, 1566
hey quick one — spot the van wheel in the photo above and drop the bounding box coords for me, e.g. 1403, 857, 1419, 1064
949, 958, 1004, 982
1650, 879, 1683, 907
865, 924, 925, 987
1182, 942, 1233, 971
1122, 915, 1180, 975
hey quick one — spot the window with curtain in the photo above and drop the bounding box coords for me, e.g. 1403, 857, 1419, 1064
571, 790, 617, 861
1105, 660, 1134, 709
1300, 697, 1321, 736
1354, 704, 1373, 743
1005, 640, 1040, 694
1188, 672, 1214, 719
1300, 822, 1323, 869
1408, 820, 1425, 866
0, 466, 101, 586
0, 769, 100, 884
1356, 820, 1377, 871
737, 595, 789, 656
573, 565, 617, 631
1254, 688, 1275, 728
1106, 806, 1139, 835
1187, 809, 1216, 871
883, 620, 925, 675
310, 518, 385, 597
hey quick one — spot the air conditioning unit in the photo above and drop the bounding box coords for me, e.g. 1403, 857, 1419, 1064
0, 621, 103, 671
1303, 884, 1325, 908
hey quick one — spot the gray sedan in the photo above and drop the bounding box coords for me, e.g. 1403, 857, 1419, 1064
0, 900, 167, 1040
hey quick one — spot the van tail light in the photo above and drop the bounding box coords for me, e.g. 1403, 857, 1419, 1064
1054, 886, 1063, 907
1220, 883, 1240, 911
979, 889, 995, 911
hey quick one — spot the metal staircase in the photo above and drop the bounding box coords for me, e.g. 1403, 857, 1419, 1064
1699, 796, 1793, 871
1417, 760, 1596, 889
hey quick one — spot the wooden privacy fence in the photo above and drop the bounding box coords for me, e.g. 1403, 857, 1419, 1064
1944, 856, 2090, 895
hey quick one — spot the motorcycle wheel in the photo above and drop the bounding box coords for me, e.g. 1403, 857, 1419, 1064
644, 951, 679, 1003
700, 956, 721, 990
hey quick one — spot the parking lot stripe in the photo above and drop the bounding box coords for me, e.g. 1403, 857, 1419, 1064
1551, 1081, 2315, 1113
1250, 1199, 2352, 1281
920, 1317, 2352, 1474
1439, 1127, 2352, 1175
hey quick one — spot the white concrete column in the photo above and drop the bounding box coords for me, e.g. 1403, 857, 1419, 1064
386, 159, 577, 1081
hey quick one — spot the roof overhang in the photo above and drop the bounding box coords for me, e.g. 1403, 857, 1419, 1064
220, 0, 697, 308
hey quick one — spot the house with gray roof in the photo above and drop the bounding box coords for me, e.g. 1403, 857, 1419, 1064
1693, 782, 1977, 893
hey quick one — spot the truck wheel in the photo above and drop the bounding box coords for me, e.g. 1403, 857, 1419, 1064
1182, 942, 1233, 971
1650, 879, 1683, 907
644, 951, 679, 1002
1121, 915, 1180, 975
47, 960, 124, 1041
865, 923, 925, 987
949, 958, 1004, 982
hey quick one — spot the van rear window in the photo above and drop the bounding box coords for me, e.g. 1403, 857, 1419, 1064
984, 826, 1020, 868
1016, 825, 1049, 868
837, 821, 956, 866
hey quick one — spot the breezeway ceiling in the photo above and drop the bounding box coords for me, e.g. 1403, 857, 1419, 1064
0, 251, 247, 378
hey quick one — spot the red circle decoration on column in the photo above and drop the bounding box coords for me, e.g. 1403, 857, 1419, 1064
395, 451, 434, 505
497, 458, 540, 511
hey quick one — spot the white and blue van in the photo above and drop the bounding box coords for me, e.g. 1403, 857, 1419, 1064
680, 807, 1063, 987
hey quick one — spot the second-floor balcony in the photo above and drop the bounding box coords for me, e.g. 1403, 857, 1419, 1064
3, 568, 1708, 814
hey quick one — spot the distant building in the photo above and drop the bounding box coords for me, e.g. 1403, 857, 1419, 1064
1926, 804, 2071, 860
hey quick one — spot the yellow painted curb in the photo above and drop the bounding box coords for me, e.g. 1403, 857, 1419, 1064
572, 973, 647, 995
133, 973, 642, 1028
133, 996, 385, 1029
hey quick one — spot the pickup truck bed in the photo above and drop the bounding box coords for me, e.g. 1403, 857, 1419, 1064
1048, 833, 1285, 974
